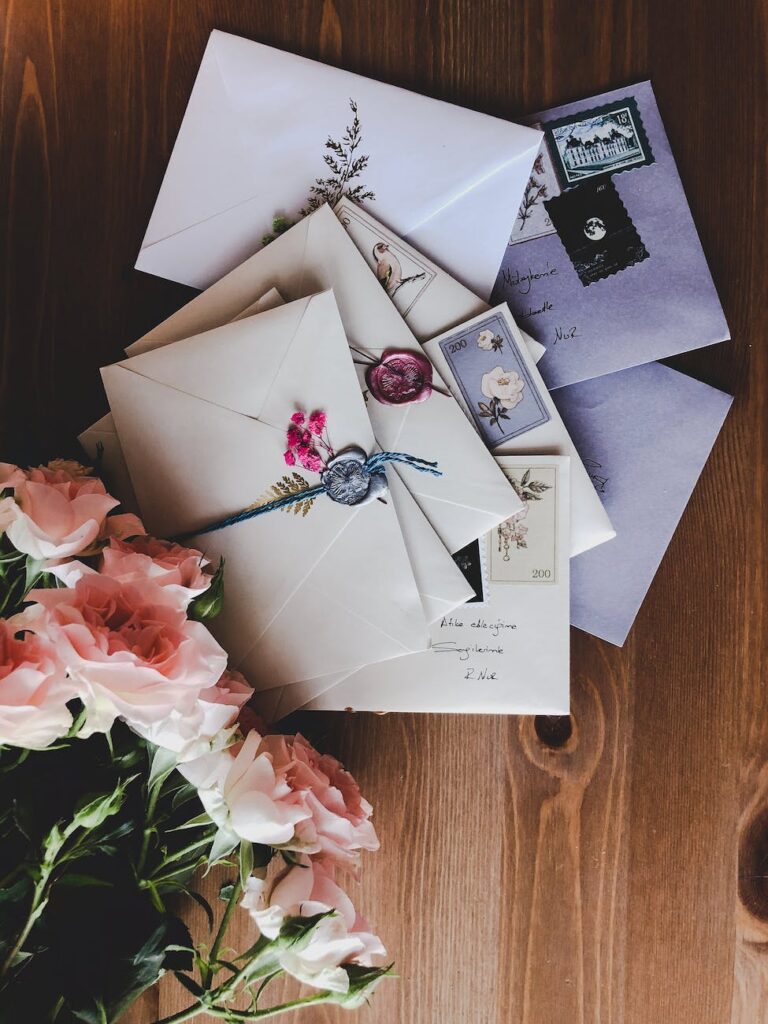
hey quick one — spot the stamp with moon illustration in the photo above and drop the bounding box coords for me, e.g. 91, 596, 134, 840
542, 96, 654, 189
543, 176, 649, 286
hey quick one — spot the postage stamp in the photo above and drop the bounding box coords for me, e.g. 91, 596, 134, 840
336, 203, 436, 317
543, 96, 654, 188
452, 538, 487, 604
508, 125, 561, 245
438, 312, 550, 448
489, 465, 558, 584
544, 175, 649, 286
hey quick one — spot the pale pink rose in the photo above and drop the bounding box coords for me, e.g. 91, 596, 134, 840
99, 536, 211, 607
134, 668, 254, 762
5, 462, 118, 560
0, 463, 26, 491
0, 497, 16, 536
180, 730, 311, 847
0, 616, 74, 749
258, 733, 380, 868
241, 860, 385, 991
98, 513, 145, 542
27, 574, 227, 735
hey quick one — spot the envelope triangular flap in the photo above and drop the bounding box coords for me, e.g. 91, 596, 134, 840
101, 365, 405, 679
138, 30, 542, 291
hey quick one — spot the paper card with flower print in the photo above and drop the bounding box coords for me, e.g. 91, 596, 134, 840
422, 305, 615, 558
101, 291, 434, 692
255, 456, 570, 718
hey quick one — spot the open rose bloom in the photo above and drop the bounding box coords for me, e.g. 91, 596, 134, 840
26, 573, 227, 736
3, 461, 119, 561
0, 616, 74, 749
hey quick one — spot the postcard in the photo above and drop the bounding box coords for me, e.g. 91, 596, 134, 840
553, 361, 732, 645
422, 305, 615, 557
259, 456, 571, 717
492, 81, 730, 389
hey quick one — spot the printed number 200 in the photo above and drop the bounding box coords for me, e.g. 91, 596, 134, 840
532, 568, 552, 580
447, 338, 467, 354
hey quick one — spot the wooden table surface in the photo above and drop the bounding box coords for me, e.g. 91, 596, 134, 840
1, 1, 766, 1022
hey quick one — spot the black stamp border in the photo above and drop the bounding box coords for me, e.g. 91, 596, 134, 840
542, 95, 655, 190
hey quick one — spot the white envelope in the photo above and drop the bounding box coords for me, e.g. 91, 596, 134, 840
101, 292, 432, 689
135, 29, 542, 299
128, 204, 526, 557
334, 197, 546, 363
423, 305, 616, 557
84, 287, 473, 627
263, 456, 571, 717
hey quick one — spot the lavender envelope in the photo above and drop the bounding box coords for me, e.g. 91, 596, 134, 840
552, 362, 732, 645
492, 81, 729, 390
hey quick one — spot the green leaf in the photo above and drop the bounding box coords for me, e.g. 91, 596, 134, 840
23, 557, 46, 594
219, 881, 236, 903
57, 874, 115, 889
188, 558, 225, 622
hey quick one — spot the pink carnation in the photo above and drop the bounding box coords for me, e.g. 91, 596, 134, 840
258, 733, 379, 868
99, 536, 212, 608
4, 461, 118, 561
27, 574, 227, 735
0, 616, 74, 749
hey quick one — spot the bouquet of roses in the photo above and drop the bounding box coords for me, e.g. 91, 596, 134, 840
0, 460, 388, 1022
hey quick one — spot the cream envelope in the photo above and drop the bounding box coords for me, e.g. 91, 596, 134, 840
128, 204, 526, 556
101, 292, 432, 689
135, 30, 542, 299
423, 306, 615, 557
83, 288, 474, 626
334, 197, 546, 363
261, 456, 571, 717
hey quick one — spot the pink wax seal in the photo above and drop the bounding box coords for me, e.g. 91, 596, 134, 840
366, 350, 435, 406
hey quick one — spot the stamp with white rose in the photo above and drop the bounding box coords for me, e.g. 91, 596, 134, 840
438, 313, 550, 448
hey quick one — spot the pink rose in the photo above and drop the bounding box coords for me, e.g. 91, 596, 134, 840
0, 616, 74, 749
180, 730, 311, 847
132, 668, 254, 762
5, 461, 118, 560
0, 463, 27, 491
0, 497, 16, 536
27, 574, 227, 735
241, 859, 385, 991
98, 513, 145, 542
259, 733, 379, 868
99, 536, 212, 608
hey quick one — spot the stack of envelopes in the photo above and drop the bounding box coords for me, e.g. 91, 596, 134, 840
82, 33, 732, 717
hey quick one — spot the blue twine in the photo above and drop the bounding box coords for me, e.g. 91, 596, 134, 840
173, 451, 441, 542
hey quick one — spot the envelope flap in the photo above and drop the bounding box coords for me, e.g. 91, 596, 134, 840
140, 30, 542, 271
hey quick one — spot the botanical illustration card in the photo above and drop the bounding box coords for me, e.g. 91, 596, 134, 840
491, 81, 730, 390
271, 455, 571, 716
552, 361, 732, 645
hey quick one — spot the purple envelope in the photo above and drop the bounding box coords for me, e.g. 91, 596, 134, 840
552, 362, 732, 645
492, 81, 730, 390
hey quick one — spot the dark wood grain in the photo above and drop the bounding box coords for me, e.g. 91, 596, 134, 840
1, 1, 766, 1021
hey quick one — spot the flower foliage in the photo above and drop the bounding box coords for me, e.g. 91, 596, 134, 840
0, 459, 388, 1022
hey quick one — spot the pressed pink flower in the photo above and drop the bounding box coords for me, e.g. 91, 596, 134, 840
308, 410, 327, 436
0, 615, 74, 749
5, 462, 119, 560
290, 412, 306, 426
299, 451, 324, 474
27, 574, 227, 735
284, 450, 297, 467
286, 426, 302, 448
